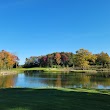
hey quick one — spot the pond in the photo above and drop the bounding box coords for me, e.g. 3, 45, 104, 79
0, 71, 110, 89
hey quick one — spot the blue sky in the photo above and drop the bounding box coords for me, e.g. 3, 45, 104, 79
0, 0, 110, 64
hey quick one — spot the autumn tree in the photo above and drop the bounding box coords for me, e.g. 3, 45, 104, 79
61, 53, 68, 67
96, 52, 110, 67
0, 50, 19, 70
23, 50, 110, 69
55, 53, 61, 66
74, 49, 96, 70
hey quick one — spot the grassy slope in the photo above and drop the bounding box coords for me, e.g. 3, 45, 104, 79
0, 88, 110, 110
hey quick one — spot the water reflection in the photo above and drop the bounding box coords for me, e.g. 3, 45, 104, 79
0, 71, 110, 89
0, 75, 17, 88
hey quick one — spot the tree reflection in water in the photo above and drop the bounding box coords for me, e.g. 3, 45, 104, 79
0, 74, 17, 88
0, 71, 110, 89
24, 71, 110, 89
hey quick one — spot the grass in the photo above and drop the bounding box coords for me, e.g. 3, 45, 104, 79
12, 67, 66, 71
12, 67, 98, 73
0, 88, 110, 110
12, 67, 46, 71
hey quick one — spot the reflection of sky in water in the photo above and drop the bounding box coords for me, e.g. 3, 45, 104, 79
14, 74, 49, 88
98, 85, 110, 89
1, 72, 110, 89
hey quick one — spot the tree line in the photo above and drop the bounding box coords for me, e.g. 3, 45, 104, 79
23, 49, 110, 70
0, 49, 110, 70
0, 50, 19, 70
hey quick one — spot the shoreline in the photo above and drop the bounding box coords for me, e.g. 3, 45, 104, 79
0, 70, 18, 76
0, 67, 110, 76
0, 87, 110, 94
12, 67, 110, 73
12, 68, 98, 73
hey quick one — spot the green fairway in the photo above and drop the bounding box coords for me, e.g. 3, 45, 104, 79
0, 88, 110, 110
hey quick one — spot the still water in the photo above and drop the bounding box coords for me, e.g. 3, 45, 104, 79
0, 71, 110, 89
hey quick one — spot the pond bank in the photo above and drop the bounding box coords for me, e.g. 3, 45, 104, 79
0, 70, 18, 76
13, 67, 98, 73
1, 67, 110, 75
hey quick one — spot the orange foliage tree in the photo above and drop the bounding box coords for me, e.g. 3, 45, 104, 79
0, 50, 19, 70
55, 53, 61, 66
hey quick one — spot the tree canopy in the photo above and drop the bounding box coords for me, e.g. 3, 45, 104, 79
0, 50, 19, 70
95, 52, 110, 67
1, 49, 110, 70
23, 49, 110, 69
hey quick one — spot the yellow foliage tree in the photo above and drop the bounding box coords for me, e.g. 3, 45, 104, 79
74, 49, 96, 70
